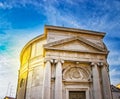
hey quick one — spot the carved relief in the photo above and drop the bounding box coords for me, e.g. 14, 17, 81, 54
63, 66, 90, 81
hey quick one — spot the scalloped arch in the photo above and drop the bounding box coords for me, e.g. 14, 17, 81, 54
63, 66, 90, 81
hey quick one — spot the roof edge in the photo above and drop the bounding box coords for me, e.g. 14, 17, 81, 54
45, 25, 106, 36
20, 34, 45, 60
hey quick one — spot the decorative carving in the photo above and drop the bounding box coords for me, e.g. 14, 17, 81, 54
63, 66, 89, 81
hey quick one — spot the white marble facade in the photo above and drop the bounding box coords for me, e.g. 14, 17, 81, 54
16, 25, 112, 99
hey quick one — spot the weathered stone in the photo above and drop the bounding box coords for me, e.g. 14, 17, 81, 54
16, 25, 112, 99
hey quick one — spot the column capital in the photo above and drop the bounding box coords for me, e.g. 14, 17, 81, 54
97, 62, 104, 67
54, 59, 64, 64
91, 62, 106, 67
44, 58, 53, 63
90, 62, 97, 66
98, 62, 109, 67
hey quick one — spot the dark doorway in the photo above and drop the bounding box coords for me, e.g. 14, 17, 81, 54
69, 91, 86, 99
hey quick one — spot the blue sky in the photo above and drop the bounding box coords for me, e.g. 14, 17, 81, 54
0, 0, 120, 98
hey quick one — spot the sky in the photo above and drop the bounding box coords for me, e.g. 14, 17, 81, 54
0, 0, 120, 98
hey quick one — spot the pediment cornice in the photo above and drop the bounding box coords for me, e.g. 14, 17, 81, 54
44, 36, 108, 53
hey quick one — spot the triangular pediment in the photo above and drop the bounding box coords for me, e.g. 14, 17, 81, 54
44, 36, 107, 53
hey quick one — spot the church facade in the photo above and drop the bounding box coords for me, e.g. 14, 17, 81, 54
16, 25, 112, 99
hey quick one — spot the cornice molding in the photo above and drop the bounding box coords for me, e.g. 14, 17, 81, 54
44, 36, 108, 52
45, 25, 106, 37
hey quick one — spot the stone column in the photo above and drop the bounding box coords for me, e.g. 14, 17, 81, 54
91, 62, 102, 99
55, 59, 64, 99
42, 59, 53, 99
100, 63, 112, 99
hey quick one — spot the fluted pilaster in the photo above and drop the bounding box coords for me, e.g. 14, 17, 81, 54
100, 63, 112, 99
91, 62, 102, 99
42, 59, 53, 99
55, 59, 64, 99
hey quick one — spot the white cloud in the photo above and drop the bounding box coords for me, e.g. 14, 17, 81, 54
110, 69, 120, 77
0, 1, 13, 9
0, 0, 44, 9
110, 69, 120, 85
0, 2, 4, 8
1, 0, 119, 33
0, 28, 42, 98
110, 77, 120, 86
0, 0, 120, 97
108, 51, 120, 66
0, 52, 18, 98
